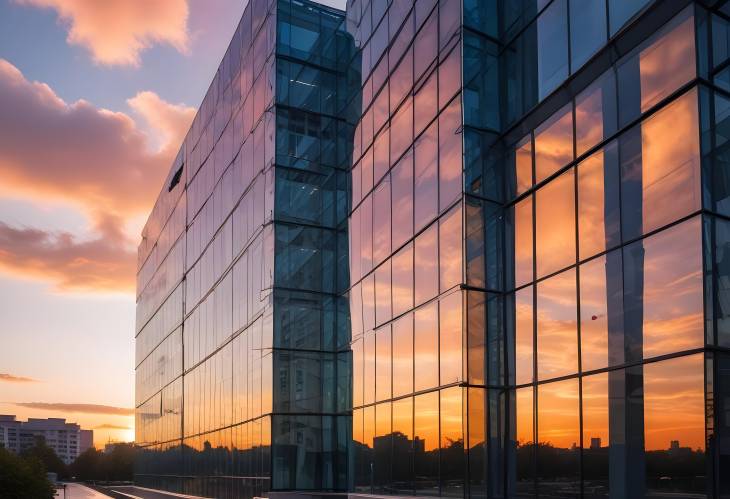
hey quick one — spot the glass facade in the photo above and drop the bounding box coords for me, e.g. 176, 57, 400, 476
137, 0, 730, 497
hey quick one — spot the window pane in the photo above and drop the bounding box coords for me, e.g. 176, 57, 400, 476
581, 373, 609, 495
577, 144, 620, 260
511, 196, 533, 289
620, 89, 700, 240
352, 338, 363, 407
467, 387, 486, 493
374, 402, 392, 489
623, 217, 704, 360
439, 97, 463, 211
414, 302, 439, 392
414, 122, 439, 231
537, 379, 580, 492
361, 194, 373, 275
440, 387, 464, 496
392, 149, 414, 249
644, 354, 706, 495
535, 169, 575, 278
392, 313, 414, 398
392, 243, 414, 317
537, 0, 569, 99
467, 291, 486, 385
375, 261, 392, 328
353, 408, 368, 487
364, 331, 375, 405
537, 268, 578, 380
609, 0, 650, 35
415, 69, 438, 136
514, 286, 533, 385
439, 45, 461, 110
414, 391, 440, 493
512, 386, 535, 496
415, 13, 438, 81
374, 127, 390, 184
392, 396, 413, 492
535, 104, 573, 183
415, 224, 439, 305
569, 0, 607, 71
580, 251, 623, 372
373, 178, 391, 265
362, 273, 375, 332
391, 48, 413, 111
375, 326, 392, 402
509, 134, 533, 198
391, 97, 413, 164
440, 291, 463, 386
439, 204, 463, 292
575, 70, 617, 157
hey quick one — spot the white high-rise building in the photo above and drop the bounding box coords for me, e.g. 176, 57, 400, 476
0, 415, 93, 464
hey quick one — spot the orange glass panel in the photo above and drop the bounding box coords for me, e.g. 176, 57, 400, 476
538, 379, 580, 450
440, 387, 463, 449
375, 261, 392, 326
414, 122, 438, 231
535, 169, 575, 278
515, 286, 533, 385
513, 196, 533, 288
364, 331, 376, 405
514, 134, 532, 196
414, 224, 438, 305
580, 255, 610, 372
439, 97, 463, 210
414, 302, 439, 391
575, 77, 605, 157
439, 291, 463, 386
535, 104, 573, 183
581, 373, 609, 449
537, 269, 578, 380
578, 145, 620, 260
392, 243, 414, 317
392, 313, 414, 397
414, 391, 440, 452
375, 325, 392, 402
644, 354, 705, 451
439, 204, 463, 292
515, 386, 534, 447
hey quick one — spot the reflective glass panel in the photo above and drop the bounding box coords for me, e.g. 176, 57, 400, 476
581, 372, 609, 495
440, 291, 463, 386
537, 379, 580, 492
414, 391, 439, 492
415, 70, 438, 137
535, 169, 575, 278
537, 269, 578, 380
623, 217, 703, 360
510, 134, 533, 197
414, 302, 439, 392
415, 224, 439, 305
575, 70, 617, 157
439, 97, 463, 211
375, 260, 392, 326
514, 286, 533, 385
392, 149, 414, 249
569, 0, 607, 71
373, 178, 391, 265
535, 104, 574, 183
392, 396, 413, 492
537, 0, 569, 99
392, 313, 414, 398
513, 387, 535, 496
392, 243, 414, 318
391, 97, 413, 164
577, 144, 620, 260
364, 331, 376, 405
440, 387, 464, 496
512, 196, 533, 289
374, 402, 392, 489
375, 325, 392, 402
439, 204, 463, 292
414, 122, 439, 231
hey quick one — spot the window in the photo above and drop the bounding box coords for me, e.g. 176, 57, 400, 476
375, 260, 391, 326
535, 169, 575, 278
415, 224, 439, 305
391, 396, 413, 491
534, 104, 573, 183
513, 286, 533, 385
569, 0, 607, 71
362, 273, 375, 333
511, 196, 533, 289
579, 252, 623, 372
390, 48, 413, 111
577, 144, 620, 260
414, 122, 439, 231
392, 314, 414, 397
372, 179, 391, 265
509, 134, 532, 198
581, 372, 609, 489
414, 12, 438, 81
439, 46, 461, 110
414, 391, 439, 492
375, 326, 392, 402
374, 402, 392, 489
391, 97, 413, 164
364, 332, 375, 405
391, 149, 414, 249
374, 127, 390, 183
414, 302, 439, 391
361, 195, 373, 275
440, 386, 464, 496
609, 0, 650, 35
439, 97, 463, 210
440, 291, 463, 385
575, 70, 617, 157
512, 387, 535, 496
623, 216, 703, 360
537, 0, 569, 99
620, 89, 700, 240
537, 379, 580, 491
392, 243, 414, 317
414, 69, 438, 136
439, 204, 462, 292
537, 269, 578, 380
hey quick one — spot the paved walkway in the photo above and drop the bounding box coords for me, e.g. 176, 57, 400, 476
54, 483, 112, 498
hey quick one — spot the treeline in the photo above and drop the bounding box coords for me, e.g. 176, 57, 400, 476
70, 443, 134, 482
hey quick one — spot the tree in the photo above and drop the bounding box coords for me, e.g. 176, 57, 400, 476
70, 443, 135, 482
0, 447, 55, 499
20, 436, 68, 478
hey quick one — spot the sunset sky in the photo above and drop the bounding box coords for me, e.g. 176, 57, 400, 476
0, 0, 341, 448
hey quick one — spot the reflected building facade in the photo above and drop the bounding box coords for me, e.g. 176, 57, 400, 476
137, 0, 730, 497
347, 0, 730, 498
134, 0, 357, 496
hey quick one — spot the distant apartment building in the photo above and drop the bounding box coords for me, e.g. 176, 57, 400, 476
0, 415, 93, 464
136, 0, 730, 497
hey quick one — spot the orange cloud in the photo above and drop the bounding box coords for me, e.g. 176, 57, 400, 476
12, 402, 134, 416
0, 373, 39, 383
15, 0, 189, 67
0, 60, 194, 292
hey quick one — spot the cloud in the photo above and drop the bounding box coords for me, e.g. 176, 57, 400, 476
128, 91, 196, 153
0, 59, 193, 292
13, 402, 134, 416
0, 214, 136, 292
15, 0, 189, 67
94, 424, 131, 430
0, 373, 39, 383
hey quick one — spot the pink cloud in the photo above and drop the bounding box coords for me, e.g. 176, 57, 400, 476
15, 0, 189, 67
13, 402, 134, 416
0, 373, 39, 383
0, 59, 193, 292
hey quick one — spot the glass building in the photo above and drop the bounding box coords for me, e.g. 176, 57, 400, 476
137, 0, 730, 497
